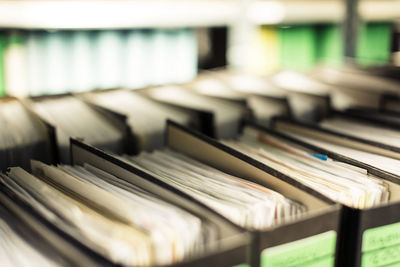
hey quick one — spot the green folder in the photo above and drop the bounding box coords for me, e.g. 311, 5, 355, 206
316, 24, 343, 66
357, 23, 392, 66
278, 25, 317, 71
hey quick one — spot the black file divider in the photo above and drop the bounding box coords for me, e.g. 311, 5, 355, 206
270, 76, 332, 122
40, 119, 59, 164
255, 94, 291, 113
20, 101, 56, 165
70, 138, 250, 267
193, 89, 291, 128
273, 116, 400, 160
151, 97, 218, 138
344, 107, 400, 128
329, 110, 400, 132
24, 93, 127, 163
381, 94, 400, 113
0, 97, 54, 169
81, 100, 138, 154
204, 94, 249, 107
270, 117, 400, 267
290, 91, 331, 122
141, 87, 248, 139
203, 95, 253, 124
0, 177, 115, 267
150, 99, 217, 138
268, 117, 400, 184
21, 94, 68, 165
164, 120, 341, 267
83, 88, 215, 147
247, 94, 292, 126
138, 90, 216, 138
188, 70, 292, 124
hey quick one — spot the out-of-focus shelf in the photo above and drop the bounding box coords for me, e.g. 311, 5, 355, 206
0, 0, 398, 30
0, 0, 238, 29
360, 0, 400, 22
250, 0, 400, 25
248, 1, 344, 24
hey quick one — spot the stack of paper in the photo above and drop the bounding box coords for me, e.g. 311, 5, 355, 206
30, 96, 124, 163
224, 127, 390, 209
276, 123, 400, 179
319, 117, 400, 148
85, 90, 192, 151
125, 149, 306, 230
0, 215, 63, 267
0, 161, 216, 266
0, 99, 48, 171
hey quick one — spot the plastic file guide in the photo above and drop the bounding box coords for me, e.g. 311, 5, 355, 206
70, 138, 250, 267
271, 118, 400, 267
164, 120, 341, 267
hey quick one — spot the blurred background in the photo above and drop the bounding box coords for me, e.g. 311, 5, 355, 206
0, 0, 399, 97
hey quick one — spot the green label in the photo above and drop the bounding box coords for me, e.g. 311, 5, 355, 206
362, 222, 400, 253
261, 231, 336, 267
362, 243, 400, 267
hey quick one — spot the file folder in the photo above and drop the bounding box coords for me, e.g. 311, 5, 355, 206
79, 95, 139, 155
187, 71, 291, 126
270, 71, 331, 122
272, 117, 400, 177
309, 66, 396, 110
82, 89, 202, 152
162, 120, 341, 267
278, 114, 400, 160
0, 179, 115, 267
25, 93, 126, 163
318, 113, 400, 159
141, 87, 216, 138
0, 97, 53, 170
248, 121, 400, 267
144, 86, 247, 139
282, 68, 381, 112
28, 109, 59, 165
70, 138, 251, 267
